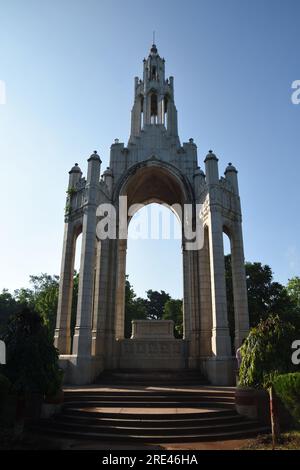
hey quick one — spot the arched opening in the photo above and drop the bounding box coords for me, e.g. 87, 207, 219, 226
151, 65, 157, 80
125, 203, 183, 339
223, 230, 234, 353
140, 95, 144, 129
71, 230, 82, 350
150, 92, 158, 124
164, 95, 169, 128
115, 162, 193, 344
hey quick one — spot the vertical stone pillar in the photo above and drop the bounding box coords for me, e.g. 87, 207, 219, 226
185, 247, 201, 368
231, 222, 249, 349
54, 222, 76, 354
167, 101, 178, 137
131, 97, 141, 137
72, 151, 101, 357
224, 162, 249, 348
198, 227, 213, 357
144, 93, 151, 124
55, 163, 82, 354
182, 246, 192, 341
158, 94, 164, 124
207, 209, 232, 357
204, 151, 233, 385
115, 239, 127, 339
92, 238, 110, 357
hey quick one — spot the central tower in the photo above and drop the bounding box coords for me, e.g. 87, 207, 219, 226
130, 43, 178, 140
54, 44, 250, 386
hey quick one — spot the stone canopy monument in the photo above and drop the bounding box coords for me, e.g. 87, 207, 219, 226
54, 44, 249, 385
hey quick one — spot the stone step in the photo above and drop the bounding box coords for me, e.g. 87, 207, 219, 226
30, 424, 270, 443
64, 390, 236, 398
41, 417, 260, 435
29, 385, 269, 443
62, 407, 235, 420
64, 395, 235, 403
55, 411, 245, 428
62, 400, 235, 409
96, 370, 208, 385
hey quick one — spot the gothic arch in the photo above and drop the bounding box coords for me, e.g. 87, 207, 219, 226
55, 44, 249, 386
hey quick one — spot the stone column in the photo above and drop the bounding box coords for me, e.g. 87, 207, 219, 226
198, 227, 213, 357
131, 97, 141, 137
72, 152, 101, 357
185, 247, 201, 367
158, 94, 164, 124
204, 150, 231, 358
115, 239, 127, 339
92, 238, 111, 357
54, 222, 76, 354
208, 208, 232, 357
182, 245, 192, 341
55, 163, 82, 354
231, 222, 249, 349
224, 162, 249, 348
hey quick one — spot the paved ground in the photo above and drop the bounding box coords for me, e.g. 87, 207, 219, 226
64, 385, 236, 392
59, 437, 251, 450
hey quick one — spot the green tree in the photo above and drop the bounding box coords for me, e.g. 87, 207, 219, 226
224, 256, 297, 338
245, 261, 293, 325
144, 290, 171, 320
239, 314, 298, 389
28, 274, 59, 336
163, 299, 183, 338
124, 278, 147, 338
0, 289, 19, 333
286, 277, 300, 311
14, 287, 34, 308
2, 307, 62, 395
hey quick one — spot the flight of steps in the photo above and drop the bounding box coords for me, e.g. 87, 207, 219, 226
30, 386, 270, 443
96, 369, 208, 386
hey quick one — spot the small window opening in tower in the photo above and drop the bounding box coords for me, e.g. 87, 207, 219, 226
150, 93, 158, 124
164, 95, 168, 128
140, 95, 144, 128
151, 65, 157, 80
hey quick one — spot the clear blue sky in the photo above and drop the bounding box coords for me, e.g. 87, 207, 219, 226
0, 0, 299, 299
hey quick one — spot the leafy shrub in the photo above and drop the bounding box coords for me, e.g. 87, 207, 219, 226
2, 308, 63, 396
0, 373, 11, 411
239, 314, 298, 388
273, 373, 300, 424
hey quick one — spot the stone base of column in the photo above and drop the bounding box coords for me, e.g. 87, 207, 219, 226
201, 356, 236, 386
54, 329, 71, 355
234, 329, 250, 350
59, 355, 104, 385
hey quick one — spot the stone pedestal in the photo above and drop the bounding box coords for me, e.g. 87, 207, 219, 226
202, 356, 236, 386
131, 320, 175, 339
59, 355, 104, 385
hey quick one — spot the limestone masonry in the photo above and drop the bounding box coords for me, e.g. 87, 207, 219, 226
54, 44, 249, 385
